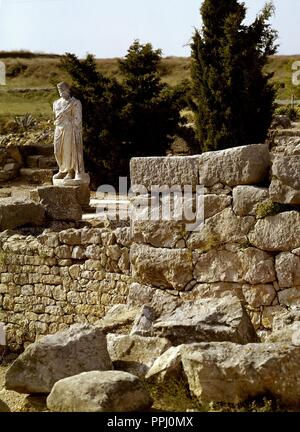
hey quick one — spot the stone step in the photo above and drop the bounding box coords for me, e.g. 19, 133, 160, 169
20, 144, 54, 157
26, 155, 57, 169
19, 168, 56, 184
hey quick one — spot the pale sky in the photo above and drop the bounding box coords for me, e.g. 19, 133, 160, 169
0, 0, 299, 58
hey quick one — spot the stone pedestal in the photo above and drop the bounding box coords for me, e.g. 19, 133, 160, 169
52, 174, 91, 212
36, 186, 83, 221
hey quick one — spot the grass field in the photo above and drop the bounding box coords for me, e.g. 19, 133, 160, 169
0, 54, 300, 121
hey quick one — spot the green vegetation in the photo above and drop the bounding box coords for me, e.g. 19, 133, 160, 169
0, 53, 300, 122
256, 199, 287, 219
190, 0, 278, 152
59, 42, 186, 183
145, 377, 285, 412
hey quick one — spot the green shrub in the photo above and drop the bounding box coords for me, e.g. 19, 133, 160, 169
191, 0, 278, 152
274, 105, 299, 121
60, 42, 187, 184
256, 199, 286, 219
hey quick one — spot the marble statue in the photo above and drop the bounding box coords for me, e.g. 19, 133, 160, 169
53, 82, 90, 186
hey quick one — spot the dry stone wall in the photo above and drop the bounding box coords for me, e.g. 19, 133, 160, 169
0, 227, 131, 351
130, 143, 300, 333
1, 142, 300, 351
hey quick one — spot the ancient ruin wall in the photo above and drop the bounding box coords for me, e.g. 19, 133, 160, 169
0, 227, 132, 351
1, 142, 300, 351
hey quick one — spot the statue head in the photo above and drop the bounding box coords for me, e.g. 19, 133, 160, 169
57, 82, 71, 100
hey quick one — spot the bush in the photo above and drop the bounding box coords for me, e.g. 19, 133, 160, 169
60, 42, 187, 184
274, 105, 299, 121
256, 199, 286, 219
6, 62, 28, 78
191, 0, 278, 152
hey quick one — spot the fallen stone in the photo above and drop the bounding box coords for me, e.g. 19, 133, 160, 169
0, 198, 45, 230
127, 283, 180, 317
147, 341, 300, 406
130, 305, 156, 337
5, 324, 112, 394
95, 304, 141, 333
136, 296, 258, 345
37, 186, 82, 221
46, 370, 153, 412
181, 342, 300, 406
107, 333, 171, 378
198, 144, 270, 187
145, 345, 184, 383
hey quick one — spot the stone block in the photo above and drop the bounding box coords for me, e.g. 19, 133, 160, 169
37, 186, 82, 221
198, 143, 270, 187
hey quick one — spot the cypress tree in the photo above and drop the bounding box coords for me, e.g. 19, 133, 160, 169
191, 0, 278, 152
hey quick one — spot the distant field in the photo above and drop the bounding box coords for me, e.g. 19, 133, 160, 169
0, 53, 299, 120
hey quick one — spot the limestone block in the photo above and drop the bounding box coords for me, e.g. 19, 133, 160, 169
46, 371, 152, 412
179, 282, 245, 303
194, 247, 275, 284
232, 186, 269, 216
127, 283, 180, 317
203, 194, 232, 219
269, 155, 300, 204
36, 186, 82, 221
276, 252, 300, 288
278, 287, 300, 307
0, 198, 45, 230
85, 245, 103, 260
132, 220, 188, 248
5, 324, 112, 394
148, 296, 258, 345
71, 246, 85, 260
130, 244, 193, 291
198, 143, 270, 187
242, 284, 276, 308
54, 245, 72, 259
132, 295, 257, 345
130, 156, 199, 191
187, 208, 255, 250
114, 227, 132, 248
81, 228, 103, 245
248, 211, 300, 252
59, 229, 82, 245
182, 342, 300, 405
107, 334, 171, 378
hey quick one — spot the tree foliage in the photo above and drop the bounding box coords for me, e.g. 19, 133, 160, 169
191, 0, 278, 152
60, 41, 187, 184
